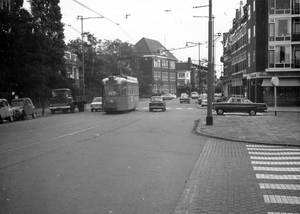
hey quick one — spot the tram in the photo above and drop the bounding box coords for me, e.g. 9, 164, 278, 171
102, 74, 139, 113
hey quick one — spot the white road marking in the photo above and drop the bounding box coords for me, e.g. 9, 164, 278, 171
247, 148, 300, 151
256, 174, 300, 180
259, 183, 300, 190
250, 156, 300, 160
248, 152, 300, 155
252, 161, 300, 165
263, 195, 300, 204
253, 167, 300, 172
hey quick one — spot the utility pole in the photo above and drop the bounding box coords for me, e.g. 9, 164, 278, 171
77, 16, 103, 98
206, 0, 213, 125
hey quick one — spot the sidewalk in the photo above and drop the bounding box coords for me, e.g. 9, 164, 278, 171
195, 106, 300, 147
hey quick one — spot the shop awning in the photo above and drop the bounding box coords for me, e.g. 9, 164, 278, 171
261, 79, 300, 87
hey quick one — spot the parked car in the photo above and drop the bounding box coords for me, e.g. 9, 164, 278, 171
90, 97, 102, 112
198, 94, 207, 105
191, 92, 199, 99
212, 96, 268, 116
10, 98, 37, 120
149, 96, 166, 112
180, 94, 190, 103
162, 93, 174, 100
0, 99, 13, 122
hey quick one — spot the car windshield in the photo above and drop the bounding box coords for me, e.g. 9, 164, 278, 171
151, 97, 163, 102
92, 97, 102, 102
10, 100, 24, 107
51, 90, 70, 98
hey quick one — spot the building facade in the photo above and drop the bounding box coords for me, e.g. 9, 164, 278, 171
221, 0, 299, 106
64, 51, 81, 88
135, 37, 178, 96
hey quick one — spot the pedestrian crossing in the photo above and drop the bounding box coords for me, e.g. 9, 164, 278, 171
246, 144, 300, 213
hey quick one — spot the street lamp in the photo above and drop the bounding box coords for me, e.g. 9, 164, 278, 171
186, 41, 207, 94
77, 16, 103, 97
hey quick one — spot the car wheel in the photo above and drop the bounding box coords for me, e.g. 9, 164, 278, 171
51, 110, 55, 114
70, 104, 75, 113
249, 109, 257, 116
216, 108, 224, 115
32, 113, 36, 119
8, 116, 13, 122
91, 109, 94, 112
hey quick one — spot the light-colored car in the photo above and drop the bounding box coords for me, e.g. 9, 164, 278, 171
180, 94, 190, 103
10, 98, 37, 120
170, 94, 177, 99
0, 99, 13, 122
90, 97, 102, 112
191, 92, 199, 99
162, 93, 174, 100
201, 98, 208, 107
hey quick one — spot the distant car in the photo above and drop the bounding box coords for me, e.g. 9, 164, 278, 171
201, 98, 208, 107
90, 97, 102, 112
170, 94, 177, 99
198, 94, 207, 105
180, 93, 188, 97
191, 92, 199, 99
162, 93, 174, 100
0, 99, 13, 122
212, 97, 268, 116
149, 96, 166, 112
10, 98, 37, 120
180, 95, 190, 103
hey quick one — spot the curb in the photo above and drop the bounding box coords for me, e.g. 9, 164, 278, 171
193, 119, 300, 148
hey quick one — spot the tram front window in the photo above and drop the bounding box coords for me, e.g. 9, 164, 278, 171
105, 85, 120, 96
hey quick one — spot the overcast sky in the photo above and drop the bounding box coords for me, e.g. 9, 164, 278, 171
23, 0, 245, 76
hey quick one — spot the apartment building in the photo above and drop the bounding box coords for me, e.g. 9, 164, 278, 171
221, 0, 299, 105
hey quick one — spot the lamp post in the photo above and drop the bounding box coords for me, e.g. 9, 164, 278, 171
77, 16, 103, 97
186, 42, 207, 94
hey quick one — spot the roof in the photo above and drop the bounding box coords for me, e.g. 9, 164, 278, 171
134, 37, 177, 60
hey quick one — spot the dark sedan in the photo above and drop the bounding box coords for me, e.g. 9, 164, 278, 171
149, 96, 166, 112
212, 97, 268, 116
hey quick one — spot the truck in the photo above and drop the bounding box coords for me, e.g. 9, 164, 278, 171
49, 88, 86, 114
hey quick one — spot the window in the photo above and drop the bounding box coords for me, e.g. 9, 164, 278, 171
292, 45, 300, 68
269, 0, 291, 14
170, 73, 176, 81
253, 50, 256, 62
269, 19, 291, 41
154, 59, 161, 68
269, 45, 291, 68
162, 72, 168, 81
154, 71, 161, 80
253, 25, 256, 37
253, 0, 255, 12
162, 59, 168, 68
292, 17, 300, 41
248, 52, 251, 67
178, 73, 185, 78
248, 5, 251, 20
169, 61, 175, 69
248, 28, 251, 44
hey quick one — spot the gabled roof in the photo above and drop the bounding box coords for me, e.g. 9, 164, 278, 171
134, 37, 177, 60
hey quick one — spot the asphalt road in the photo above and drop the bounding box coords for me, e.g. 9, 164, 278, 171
0, 98, 208, 214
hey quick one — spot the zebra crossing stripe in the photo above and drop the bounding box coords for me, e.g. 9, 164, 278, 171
256, 174, 300, 180
250, 156, 300, 160
253, 167, 300, 172
267, 212, 299, 214
259, 183, 300, 190
247, 148, 300, 151
252, 161, 300, 165
263, 195, 300, 204
246, 145, 284, 148
248, 152, 300, 155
